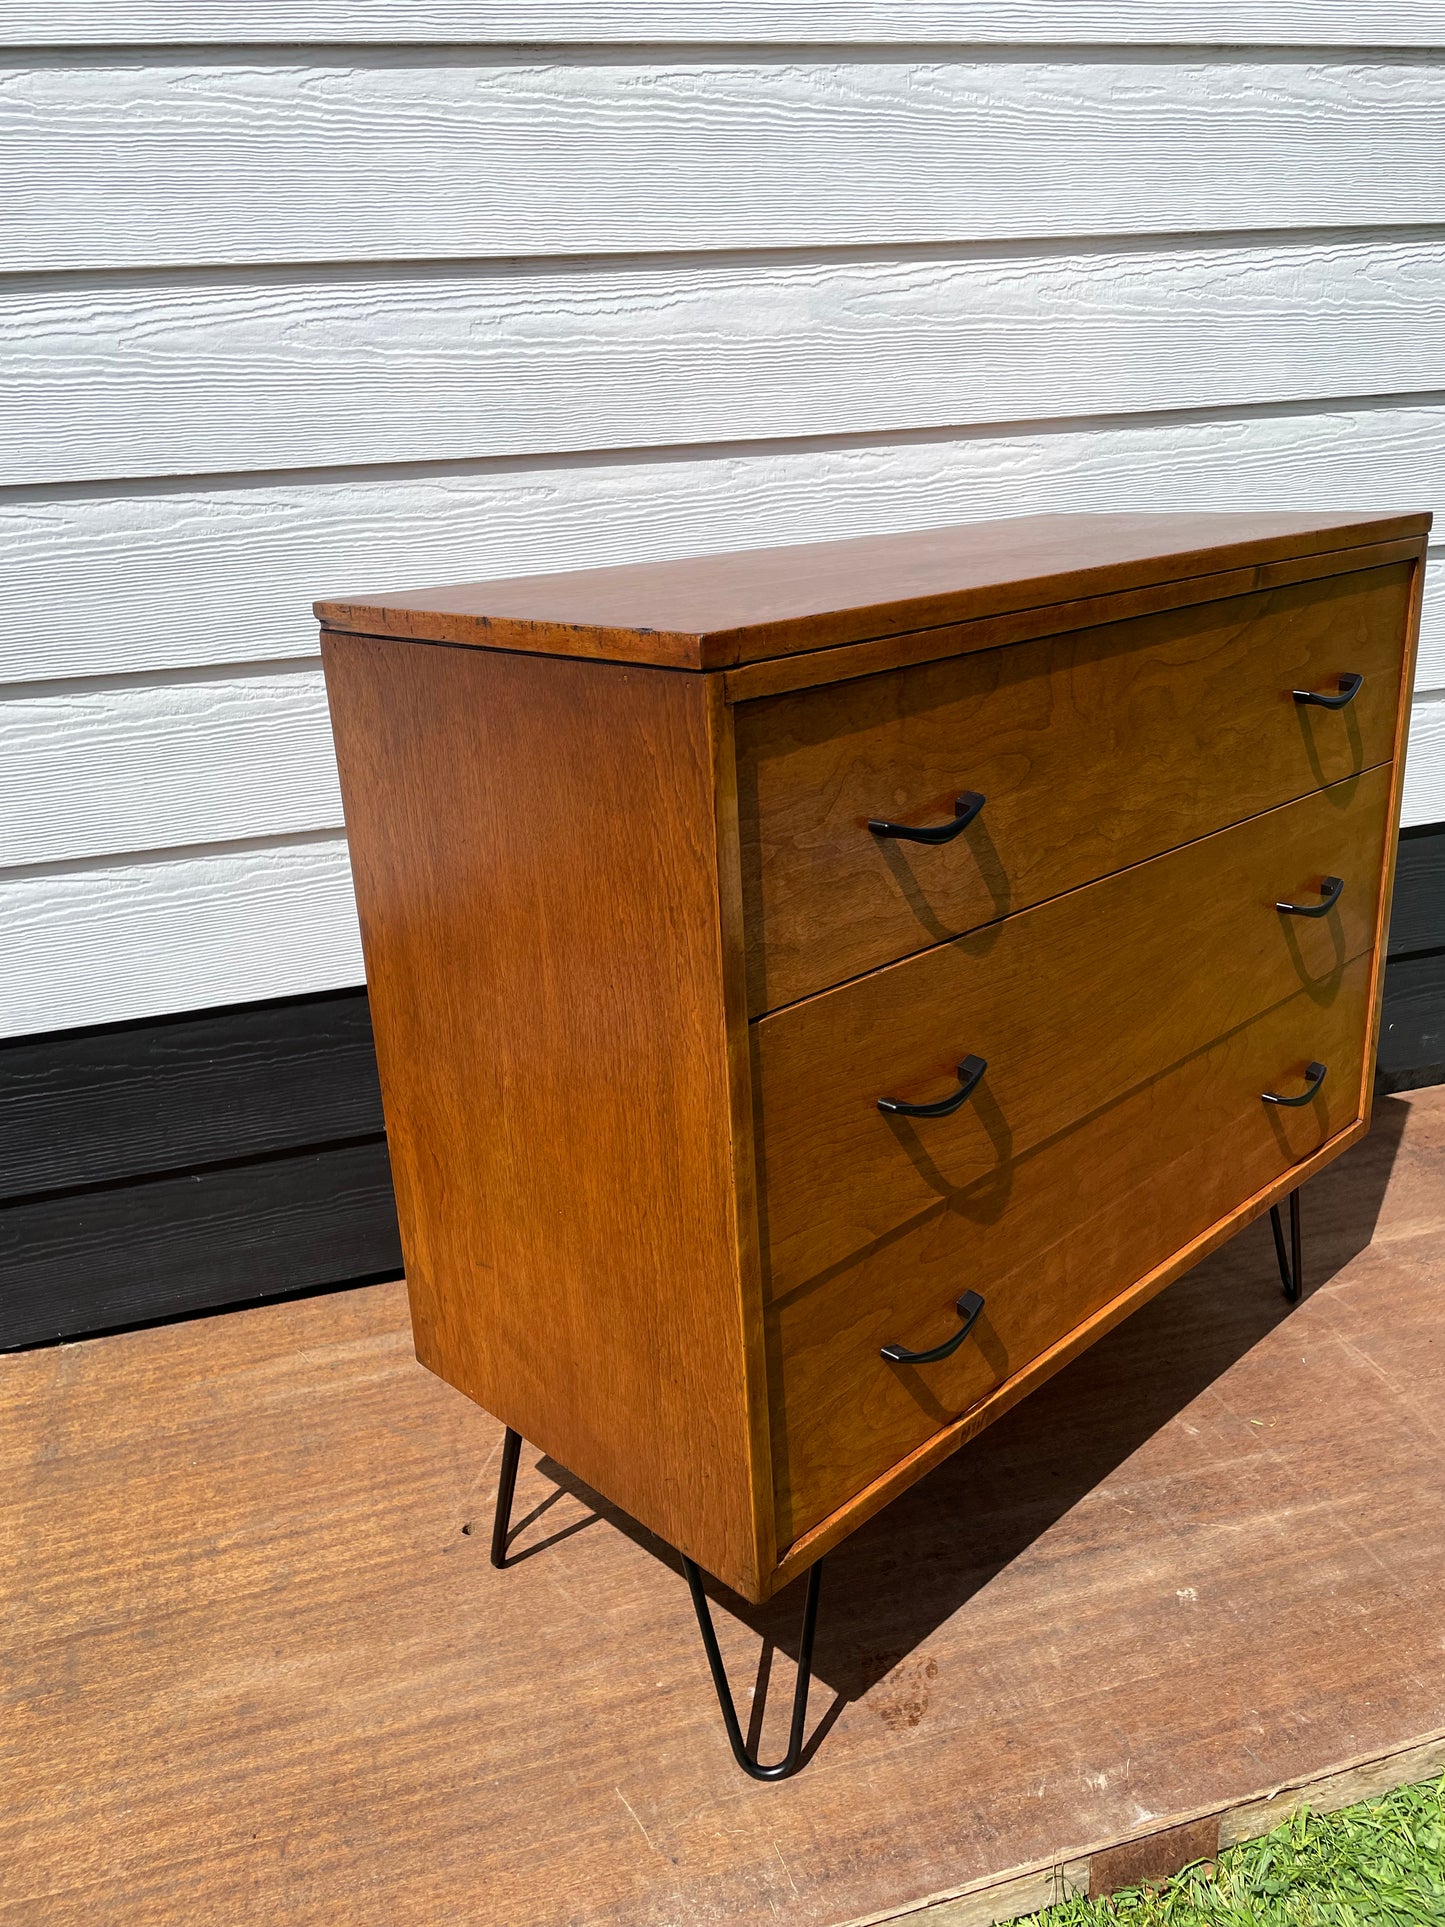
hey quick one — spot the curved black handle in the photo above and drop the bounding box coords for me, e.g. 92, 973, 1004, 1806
1293, 672, 1363, 710
882, 1289, 986, 1365
1262, 1061, 1328, 1107
1276, 875, 1344, 918
878, 1053, 987, 1118
869, 790, 985, 844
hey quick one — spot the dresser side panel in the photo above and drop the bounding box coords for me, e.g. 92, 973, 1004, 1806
320, 634, 766, 1598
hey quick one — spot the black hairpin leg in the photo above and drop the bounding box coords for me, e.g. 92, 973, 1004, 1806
682, 1554, 824, 1782
490, 1425, 523, 1568
488, 1426, 825, 1781
1270, 1187, 1303, 1303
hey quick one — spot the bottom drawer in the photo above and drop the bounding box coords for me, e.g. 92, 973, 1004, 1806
767, 951, 1373, 1549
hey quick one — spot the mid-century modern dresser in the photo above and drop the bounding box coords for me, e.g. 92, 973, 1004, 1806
319, 511, 1427, 1624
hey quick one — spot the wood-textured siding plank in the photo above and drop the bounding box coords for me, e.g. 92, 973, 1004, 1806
0, 666, 342, 869
0, 991, 382, 1202
4, 405, 1443, 685
1378, 949, 1445, 1087
0, 1137, 400, 1350
0, 838, 362, 1039
5, 6, 1445, 44
1419, 562, 1445, 690
2, 23, 1442, 1046
7, 238, 1445, 485
1388, 824, 1445, 956
1403, 692, 1445, 825
4, 55, 1445, 270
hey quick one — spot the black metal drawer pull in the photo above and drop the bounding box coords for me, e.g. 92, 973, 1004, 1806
869, 790, 985, 843
1276, 875, 1344, 918
1293, 672, 1363, 710
882, 1288, 986, 1365
1262, 1061, 1328, 1107
878, 1052, 987, 1118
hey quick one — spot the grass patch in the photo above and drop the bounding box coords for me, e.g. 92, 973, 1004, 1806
1021, 1775, 1445, 1925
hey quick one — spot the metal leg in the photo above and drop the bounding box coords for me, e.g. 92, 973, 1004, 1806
490, 1425, 523, 1568
682, 1554, 824, 1782
1270, 1187, 1303, 1303
489, 1428, 825, 1781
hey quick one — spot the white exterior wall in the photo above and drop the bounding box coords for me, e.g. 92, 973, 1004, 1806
2, 6, 1443, 1037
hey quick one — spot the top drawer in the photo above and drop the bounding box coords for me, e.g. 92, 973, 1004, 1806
735, 562, 1411, 1015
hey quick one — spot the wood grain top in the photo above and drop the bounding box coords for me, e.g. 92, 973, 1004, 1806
314, 510, 1432, 670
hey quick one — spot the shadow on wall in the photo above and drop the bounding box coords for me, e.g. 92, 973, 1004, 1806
530, 1097, 1410, 1752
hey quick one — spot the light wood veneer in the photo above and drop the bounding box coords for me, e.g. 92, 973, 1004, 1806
319, 511, 1427, 1602
756, 768, 1390, 1297
768, 951, 1375, 1543
737, 563, 1409, 1013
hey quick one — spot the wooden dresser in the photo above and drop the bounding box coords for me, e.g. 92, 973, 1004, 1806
318, 511, 1427, 1628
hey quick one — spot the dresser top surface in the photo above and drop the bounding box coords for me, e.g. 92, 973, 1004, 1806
315, 509, 1429, 672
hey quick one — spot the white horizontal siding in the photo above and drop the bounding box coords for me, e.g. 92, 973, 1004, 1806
4, 633, 1441, 888
1415, 562, 1445, 691
4, 5, 1444, 44
3, 29, 1443, 1037
4, 401, 1441, 685
5, 56, 1445, 271
0, 838, 360, 1039
0, 666, 340, 869
8, 237, 1445, 487
1404, 698, 1445, 823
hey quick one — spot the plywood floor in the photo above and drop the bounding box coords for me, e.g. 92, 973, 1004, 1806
5, 1088, 1445, 1927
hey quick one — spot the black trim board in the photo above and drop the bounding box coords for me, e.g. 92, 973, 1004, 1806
2, 1140, 400, 1351
1377, 948, 1445, 1093
1377, 818, 1445, 1094
1, 989, 399, 1350
1389, 821, 1445, 959
2, 822, 1441, 1350
1, 991, 385, 1204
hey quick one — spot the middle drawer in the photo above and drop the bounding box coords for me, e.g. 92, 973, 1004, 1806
754, 765, 1389, 1299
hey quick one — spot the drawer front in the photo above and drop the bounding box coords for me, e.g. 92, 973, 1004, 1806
768, 952, 1373, 1547
737, 562, 1410, 1015
756, 765, 1390, 1299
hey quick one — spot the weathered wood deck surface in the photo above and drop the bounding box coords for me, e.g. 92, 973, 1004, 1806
5, 1086, 1444, 1926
